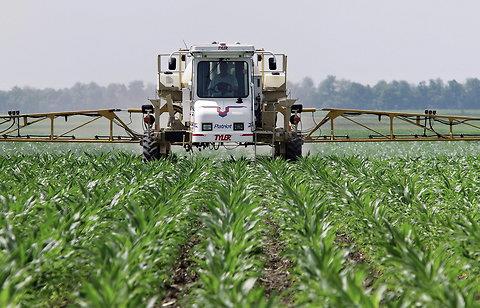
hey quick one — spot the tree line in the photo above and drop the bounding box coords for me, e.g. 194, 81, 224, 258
1, 77, 480, 113
0, 81, 156, 113
289, 76, 480, 110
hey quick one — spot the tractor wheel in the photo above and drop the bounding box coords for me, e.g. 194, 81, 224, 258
142, 133, 160, 162
285, 133, 303, 161
273, 133, 303, 161
273, 141, 284, 159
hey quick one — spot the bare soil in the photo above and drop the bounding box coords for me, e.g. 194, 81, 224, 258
160, 235, 200, 307
336, 232, 368, 264
335, 232, 379, 288
260, 219, 294, 305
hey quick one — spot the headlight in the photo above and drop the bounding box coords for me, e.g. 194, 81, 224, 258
202, 123, 213, 131
233, 122, 244, 131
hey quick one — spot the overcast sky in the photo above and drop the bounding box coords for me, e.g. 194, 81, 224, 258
1, 0, 480, 89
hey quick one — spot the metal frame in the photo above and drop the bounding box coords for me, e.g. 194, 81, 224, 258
3, 107, 480, 145
0, 109, 144, 143
254, 50, 288, 90
303, 108, 480, 143
157, 51, 189, 89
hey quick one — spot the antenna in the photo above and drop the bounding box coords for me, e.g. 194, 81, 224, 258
182, 39, 188, 49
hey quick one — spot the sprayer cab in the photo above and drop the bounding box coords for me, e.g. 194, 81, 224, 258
189, 44, 256, 143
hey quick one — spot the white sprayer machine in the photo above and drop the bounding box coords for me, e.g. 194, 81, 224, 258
3, 42, 480, 161
142, 42, 303, 160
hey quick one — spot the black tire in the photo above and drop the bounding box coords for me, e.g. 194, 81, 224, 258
285, 133, 303, 161
142, 133, 160, 162
274, 142, 282, 158
255, 107, 262, 129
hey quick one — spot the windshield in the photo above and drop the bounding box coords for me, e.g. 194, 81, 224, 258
197, 61, 249, 98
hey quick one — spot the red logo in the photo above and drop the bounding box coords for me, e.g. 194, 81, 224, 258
204, 106, 246, 117
215, 134, 231, 141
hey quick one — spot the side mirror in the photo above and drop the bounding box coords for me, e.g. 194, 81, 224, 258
168, 57, 177, 70
268, 57, 277, 70
257, 54, 262, 62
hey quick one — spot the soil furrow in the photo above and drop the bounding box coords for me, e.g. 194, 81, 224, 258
260, 219, 293, 305
160, 235, 200, 307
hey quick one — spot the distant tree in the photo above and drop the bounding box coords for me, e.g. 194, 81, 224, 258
463, 78, 480, 109
106, 83, 128, 106
414, 81, 430, 107
128, 81, 146, 102
445, 80, 465, 110
317, 75, 337, 107
0, 82, 156, 113
289, 77, 318, 108
427, 79, 445, 108
372, 80, 388, 109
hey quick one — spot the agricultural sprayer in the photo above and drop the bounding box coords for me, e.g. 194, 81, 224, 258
2, 42, 480, 161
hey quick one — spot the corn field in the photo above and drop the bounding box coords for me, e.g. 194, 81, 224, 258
1, 147, 480, 307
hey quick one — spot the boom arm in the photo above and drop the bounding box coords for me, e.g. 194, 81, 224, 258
303, 108, 480, 142
0, 109, 144, 143
2, 107, 480, 144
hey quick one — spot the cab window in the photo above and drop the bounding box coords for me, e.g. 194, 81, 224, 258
197, 61, 249, 98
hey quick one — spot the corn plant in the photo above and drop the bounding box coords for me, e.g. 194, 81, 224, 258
260, 159, 384, 307
192, 161, 270, 307
2, 144, 480, 306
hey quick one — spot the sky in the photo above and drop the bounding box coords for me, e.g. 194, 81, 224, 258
1, 0, 480, 90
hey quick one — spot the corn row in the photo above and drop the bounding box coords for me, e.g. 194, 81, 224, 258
191, 160, 270, 307
260, 159, 382, 307
297, 155, 480, 306
2, 150, 480, 306
0, 154, 211, 306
